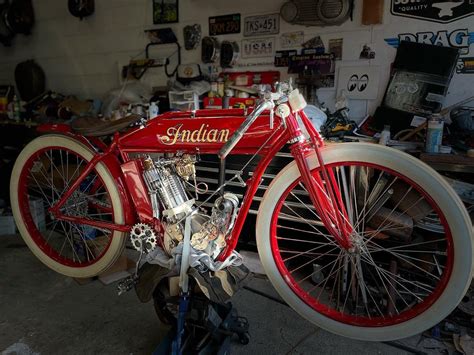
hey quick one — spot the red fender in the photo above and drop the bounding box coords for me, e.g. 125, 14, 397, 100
37, 123, 72, 134
37, 123, 109, 152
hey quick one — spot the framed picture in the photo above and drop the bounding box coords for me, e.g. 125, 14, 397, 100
153, 0, 179, 25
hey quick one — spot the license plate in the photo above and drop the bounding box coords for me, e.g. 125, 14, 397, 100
244, 14, 279, 37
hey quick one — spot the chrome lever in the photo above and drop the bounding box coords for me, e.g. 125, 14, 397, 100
219, 100, 273, 160
270, 109, 274, 129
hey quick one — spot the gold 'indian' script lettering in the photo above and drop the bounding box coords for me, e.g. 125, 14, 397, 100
158, 124, 230, 145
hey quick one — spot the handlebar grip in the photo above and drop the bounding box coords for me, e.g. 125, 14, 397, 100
218, 101, 272, 160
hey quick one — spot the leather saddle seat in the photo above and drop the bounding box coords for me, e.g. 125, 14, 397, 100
70, 114, 142, 137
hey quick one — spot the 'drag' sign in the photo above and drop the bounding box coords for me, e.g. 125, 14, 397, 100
384, 29, 474, 55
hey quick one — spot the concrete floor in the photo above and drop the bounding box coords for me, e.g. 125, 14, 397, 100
1, 234, 434, 354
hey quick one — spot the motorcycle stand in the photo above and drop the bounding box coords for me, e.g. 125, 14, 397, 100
153, 292, 250, 355
153, 215, 250, 354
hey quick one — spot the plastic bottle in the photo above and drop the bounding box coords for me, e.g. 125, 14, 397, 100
148, 101, 159, 119
426, 116, 444, 153
210, 81, 218, 97
379, 125, 391, 145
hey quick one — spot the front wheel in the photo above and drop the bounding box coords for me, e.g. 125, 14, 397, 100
256, 143, 473, 341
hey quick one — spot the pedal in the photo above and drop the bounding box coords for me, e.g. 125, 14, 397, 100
117, 275, 138, 295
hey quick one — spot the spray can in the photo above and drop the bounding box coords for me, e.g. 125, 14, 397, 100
217, 78, 225, 98
425, 115, 444, 153
378, 125, 391, 145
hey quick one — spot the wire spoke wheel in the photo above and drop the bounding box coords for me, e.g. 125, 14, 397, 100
11, 135, 126, 277
21, 147, 114, 266
257, 143, 473, 341
272, 162, 452, 325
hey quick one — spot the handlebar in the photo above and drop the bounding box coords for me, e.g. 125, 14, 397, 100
218, 100, 274, 160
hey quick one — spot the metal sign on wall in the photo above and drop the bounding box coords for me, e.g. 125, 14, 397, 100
209, 14, 241, 36
241, 37, 275, 58
385, 28, 474, 75
337, 66, 380, 100
457, 57, 474, 74
274, 50, 297, 67
244, 13, 279, 37
280, 31, 304, 49
288, 53, 335, 74
391, 0, 474, 23
384, 29, 474, 55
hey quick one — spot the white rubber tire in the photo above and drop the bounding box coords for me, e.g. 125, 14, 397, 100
256, 143, 473, 341
10, 135, 127, 278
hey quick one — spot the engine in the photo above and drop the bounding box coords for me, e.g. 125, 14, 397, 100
134, 154, 239, 260
142, 155, 195, 222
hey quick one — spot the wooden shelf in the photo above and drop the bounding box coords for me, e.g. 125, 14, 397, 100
0, 120, 39, 128
419, 153, 474, 173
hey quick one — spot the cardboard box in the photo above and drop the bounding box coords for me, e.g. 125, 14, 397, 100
29, 197, 46, 232
0, 215, 16, 235
87, 235, 110, 257
203, 97, 256, 109
98, 254, 133, 285
31, 159, 83, 190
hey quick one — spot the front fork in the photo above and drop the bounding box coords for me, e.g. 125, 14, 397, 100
287, 110, 353, 250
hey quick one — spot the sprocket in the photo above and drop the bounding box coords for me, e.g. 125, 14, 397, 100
130, 223, 158, 253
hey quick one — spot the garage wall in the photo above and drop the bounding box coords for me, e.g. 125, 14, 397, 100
0, 0, 472, 119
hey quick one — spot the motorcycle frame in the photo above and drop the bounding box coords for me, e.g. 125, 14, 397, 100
45, 106, 352, 261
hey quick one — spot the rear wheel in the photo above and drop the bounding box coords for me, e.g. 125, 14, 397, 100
10, 135, 127, 278
257, 143, 473, 341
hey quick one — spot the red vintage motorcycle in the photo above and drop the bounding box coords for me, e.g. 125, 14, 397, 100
10, 83, 473, 341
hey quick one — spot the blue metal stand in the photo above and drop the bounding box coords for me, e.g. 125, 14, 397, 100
171, 293, 189, 355
153, 292, 249, 354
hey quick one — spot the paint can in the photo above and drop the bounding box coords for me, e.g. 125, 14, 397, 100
223, 96, 230, 109
425, 115, 444, 153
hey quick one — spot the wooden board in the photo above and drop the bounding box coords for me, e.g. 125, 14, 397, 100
362, 0, 384, 25
420, 153, 474, 167
419, 153, 474, 173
